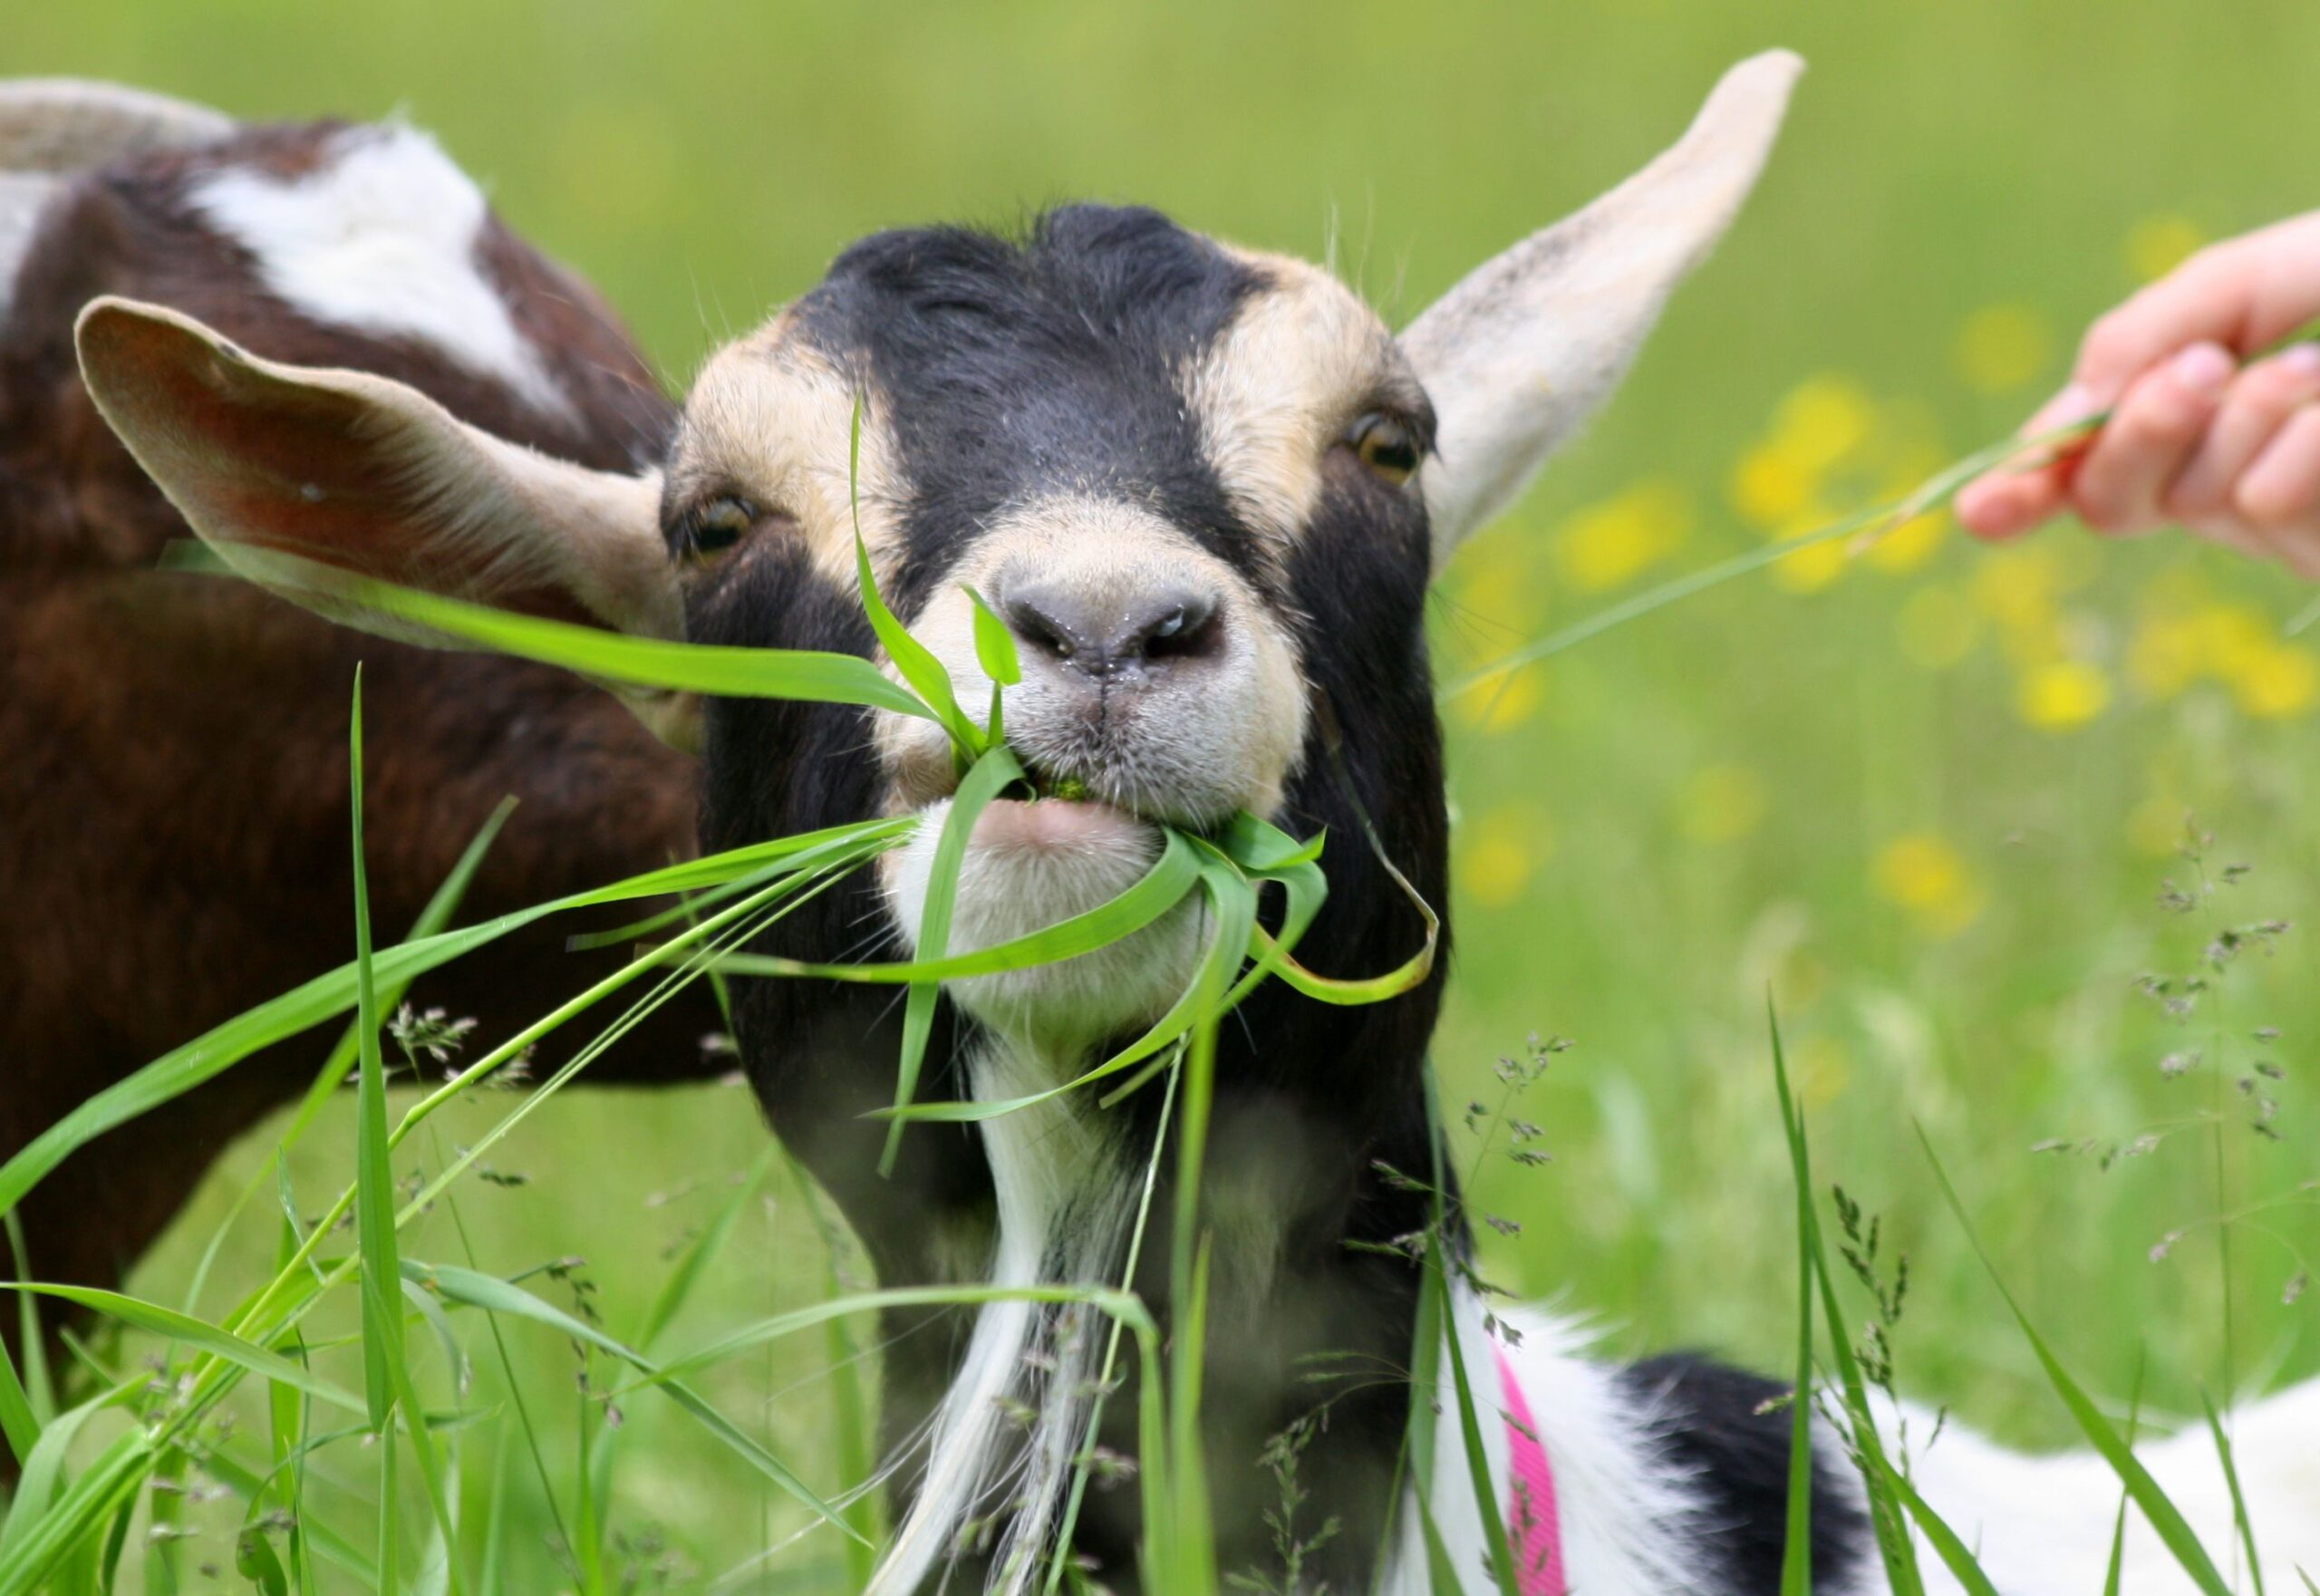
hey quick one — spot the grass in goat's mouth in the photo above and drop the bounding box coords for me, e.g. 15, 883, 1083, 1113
1015, 767, 1094, 804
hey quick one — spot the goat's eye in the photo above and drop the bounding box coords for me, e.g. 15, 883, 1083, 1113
1348, 412, 1420, 486
684, 496, 756, 560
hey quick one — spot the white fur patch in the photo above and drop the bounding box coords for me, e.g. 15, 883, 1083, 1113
1393, 1284, 2320, 1594
0, 172, 57, 319
864, 1032, 1137, 1596
1389, 1293, 1711, 1595
188, 124, 571, 419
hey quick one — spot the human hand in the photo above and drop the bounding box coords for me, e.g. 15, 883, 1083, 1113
1955, 211, 2320, 576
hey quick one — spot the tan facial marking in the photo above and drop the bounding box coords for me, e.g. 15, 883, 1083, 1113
1183, 249, 1411, 542
671, 319, 909, 585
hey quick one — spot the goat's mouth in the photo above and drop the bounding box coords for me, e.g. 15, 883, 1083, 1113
899, 749, 1183, 854
878, 753, 1209, 1043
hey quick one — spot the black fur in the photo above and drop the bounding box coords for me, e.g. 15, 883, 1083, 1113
792, 206, 1277, 610
684, 205, 1455, 1591
1618, 1353, 1872, 1594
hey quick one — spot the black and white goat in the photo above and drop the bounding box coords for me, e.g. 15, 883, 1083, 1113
71, 52, 2320, 1595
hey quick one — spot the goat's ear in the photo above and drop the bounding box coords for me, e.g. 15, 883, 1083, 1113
75, 295, 698, 748
1402, 51, 1803, 566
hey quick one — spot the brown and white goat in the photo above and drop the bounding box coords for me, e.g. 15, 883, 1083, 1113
73, 53, 2320, 1596
0, 81, 716, 1348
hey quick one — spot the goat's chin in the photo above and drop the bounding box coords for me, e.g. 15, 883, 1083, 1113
880, 796, 1209, 1053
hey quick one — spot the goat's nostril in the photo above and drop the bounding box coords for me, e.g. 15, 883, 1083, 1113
1136, 594, 1220, 662
1001, 592, 1078, 663
1000, 579, 1224, 682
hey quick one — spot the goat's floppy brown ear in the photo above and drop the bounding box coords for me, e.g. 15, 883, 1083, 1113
1403, 51, 1803, 566
75, 295, 696, 747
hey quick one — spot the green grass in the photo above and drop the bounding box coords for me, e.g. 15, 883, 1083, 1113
7, 0, 2320, 1587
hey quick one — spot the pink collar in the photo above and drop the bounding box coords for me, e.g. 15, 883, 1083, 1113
1494, 1342, 1568, 1596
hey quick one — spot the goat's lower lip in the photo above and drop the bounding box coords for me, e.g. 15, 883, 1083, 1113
964, 796, 1152, 854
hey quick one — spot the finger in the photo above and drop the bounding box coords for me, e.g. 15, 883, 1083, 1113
2167, 343, 2320, 519
2067, 248, 2263, 403
1957, 376, 2112, 539
2186, 510, 2283, 566
2068, 343, 2234, 534
2234, 405, 2320, 576
1956, 465, 2069, 540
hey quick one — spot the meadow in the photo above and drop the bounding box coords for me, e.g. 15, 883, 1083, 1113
6, 1, 2320, 1589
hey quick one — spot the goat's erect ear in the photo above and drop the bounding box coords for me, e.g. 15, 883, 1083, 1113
1402, 51, 1803, 566
75, 295, 697, 747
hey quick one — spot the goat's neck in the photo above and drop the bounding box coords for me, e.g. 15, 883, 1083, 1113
868, 1002, 1445, 1595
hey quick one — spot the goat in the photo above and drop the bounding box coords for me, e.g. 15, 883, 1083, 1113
0, 81, 718, 1356
72, 52, 2320, 1595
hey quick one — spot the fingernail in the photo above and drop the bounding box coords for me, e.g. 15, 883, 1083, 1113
2279, 343, 2320, 381
2025, 382, 2100, 434
2170, 341, 2234, 397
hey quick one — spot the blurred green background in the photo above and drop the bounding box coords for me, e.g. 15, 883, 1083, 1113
11, 1, 2320, 1588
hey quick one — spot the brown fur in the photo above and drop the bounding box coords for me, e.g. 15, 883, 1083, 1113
0, 121, 710, 1350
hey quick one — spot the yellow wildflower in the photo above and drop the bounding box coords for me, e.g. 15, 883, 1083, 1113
1772, 536, 1850, 594
1952, 304, 2054, 395
1451, 666, 1545, 735
2126, 215, 2206, 284
2016, 660, 2112, 730
1729, 445, 1815, 530
1771, 375, 1876, 472
1444, 527, 1546, 634
1676, 764, 1770, 845
1866, 508, 1948, 575
1554, 481, 1694, 592
1872, 833, 1986, 938
1458, 806, 1551, 908
2192, 603, 2276, 682
2230, 642, 2320, 718
1874, 835, 1986, 937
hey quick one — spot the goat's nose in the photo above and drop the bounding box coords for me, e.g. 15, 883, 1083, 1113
1000, 580, 1223, 682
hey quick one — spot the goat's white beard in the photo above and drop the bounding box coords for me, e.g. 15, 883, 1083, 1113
870, 809, 1218, 1594
867, 1035, 1141, 1596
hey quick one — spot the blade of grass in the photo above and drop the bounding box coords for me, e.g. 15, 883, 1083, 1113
585, 1151, 775, 1526
1419, 1063, 1521, 1596
877, 743, 1022, 1174
844, 397, 983, 759
0, 1277, 40, 1468
0, 1430, 158, 1594
407, 1261, 867, 1544
277, 796, 517, 1162
376, 1417, 400, 1596
162, 542, 933, 722
0, 818, 907, 1230
1778, 1018, 1817, 1596
2202, 1391, 2267, 1596
349, 670, 406, 1435
1045, 1055, 1181, 1595
1371, 1098, 1450, 1589
2104, 1356, 2147, 1596
0, 1285, 362, 1414
0, 1383, 119, 1564
202, 1444, 377, 1588
966, 581, 1020, 745
708, 823, 1199, 985
1768, 1004, 1924, 1595
1871, 1464, 2003, 1596
612, 1282, 1155, 1397
3, 1217, 52, 1437
1917, 1121, 2232, 1596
